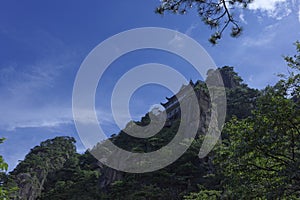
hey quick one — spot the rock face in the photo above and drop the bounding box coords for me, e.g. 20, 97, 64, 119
10, 137, 77, 200
92, 67, 241, 188
14, 173, 40, 200
161, 66, 240, 123
98, 161, 123, 188
219, 66, 243, 88
207, 66, 242, 89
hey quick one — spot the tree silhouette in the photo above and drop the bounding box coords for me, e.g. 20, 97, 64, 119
156, 0, 253, 44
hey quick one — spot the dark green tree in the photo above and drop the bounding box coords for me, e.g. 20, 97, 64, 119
39, 151, 103, 200
10, 136, 78, 200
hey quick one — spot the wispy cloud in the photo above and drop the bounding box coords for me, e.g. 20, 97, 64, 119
0, 63, 63, 96
73, 108, 123, 127
298, 4, 300, 22
0, 103, 72, 131
239, 11, 248, 24
184, 23, 198, 36
0, 28, 79, 132
241, 24, 278, 47
0, 60, 72, 131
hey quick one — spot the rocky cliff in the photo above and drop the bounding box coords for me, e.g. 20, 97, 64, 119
6, 67, 260, 199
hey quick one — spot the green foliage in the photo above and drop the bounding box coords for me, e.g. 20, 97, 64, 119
9, 136, 78, 199
156, 0, 252, 43
0, 138, 18, 200
209, 42, 300, 199
0, 138, 8, 172
39, 152, 102, 200
218, 66, 243, 88
184, 186, 221, 200
208, 66, 261, 121
281, 41, 300, 98
0, 138, 9, 199
225, 86, 260, 121
13, 136, 77, 175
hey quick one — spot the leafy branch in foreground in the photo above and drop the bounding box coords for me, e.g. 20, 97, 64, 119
209, 42, 300, 199
0, 138, 18, 200
156, 0, 253, 44
0, 138, 9, 199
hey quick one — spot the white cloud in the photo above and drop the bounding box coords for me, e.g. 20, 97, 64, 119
249, 0, 287, 11
248, 0, 300, 21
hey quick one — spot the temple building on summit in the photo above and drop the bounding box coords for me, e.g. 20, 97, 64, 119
160, 80, 202, 120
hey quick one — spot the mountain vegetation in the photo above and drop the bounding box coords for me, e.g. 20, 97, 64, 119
1, 42, 300, 199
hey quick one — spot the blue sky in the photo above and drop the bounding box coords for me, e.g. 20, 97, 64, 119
0, 0, 300, 171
